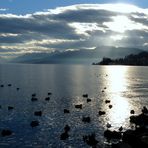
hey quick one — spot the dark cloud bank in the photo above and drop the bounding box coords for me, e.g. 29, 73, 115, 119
0, 4, 148, 63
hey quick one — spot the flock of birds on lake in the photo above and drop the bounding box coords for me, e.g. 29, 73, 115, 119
0, 84, 52, 135
0, 81, 148, 148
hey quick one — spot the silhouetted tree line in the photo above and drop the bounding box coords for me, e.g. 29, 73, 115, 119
93, 51, 148, 66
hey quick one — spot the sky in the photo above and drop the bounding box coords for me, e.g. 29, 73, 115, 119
0, 0, 148, 58
0, 0, 148, 14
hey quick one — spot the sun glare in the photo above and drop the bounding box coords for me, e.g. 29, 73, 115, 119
104, 15, 131, 33
104, 66, 132, 128
108, 96, 130, 127
104, 13, 148, 33
102, 3, 141, 13
107, 66, 127, 92
110, 35, 127, 41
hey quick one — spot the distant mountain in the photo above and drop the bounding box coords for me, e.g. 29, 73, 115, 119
94, 51, 148, 66
11, 46, 143, 64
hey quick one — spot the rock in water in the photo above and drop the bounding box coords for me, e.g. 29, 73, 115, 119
104, 130, 122, 140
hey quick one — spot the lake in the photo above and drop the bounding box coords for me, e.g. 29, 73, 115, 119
0, 64, 148, 147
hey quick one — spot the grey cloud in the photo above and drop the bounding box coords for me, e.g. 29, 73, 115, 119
37, 30, 111, 50
0, 4, 148, 58
37, 40, 89, 50
0, 48, 19, 52
50, 9, 115, 23
126, 30, 148, 38
129, 13, 148, 26
121, 30, 148, 48
0, 16, 80, 39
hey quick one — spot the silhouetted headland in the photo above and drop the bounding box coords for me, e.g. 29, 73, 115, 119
93, 51, 148, 66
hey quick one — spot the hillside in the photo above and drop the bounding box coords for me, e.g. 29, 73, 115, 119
94, 51, 148, 66
11, 46, 143, 64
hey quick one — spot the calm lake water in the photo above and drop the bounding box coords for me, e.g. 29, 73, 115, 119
0, 64, 148, 148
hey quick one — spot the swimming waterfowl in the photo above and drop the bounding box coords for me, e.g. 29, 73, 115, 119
109, 105, 113, 109
142, 106, 148, 114
64, 109, 70, 113
64, 125, 70, 132
87, 98, 91, 103
130, 110, 135, 114
60, 131, 69, 140
83, 133, 98, 147
45, 97, 50, 101
31, 97, 38, 101
99, 111, 106, 116
30, 120, 39, 127
105, 100, 111, 104
1, 129, 12, 137
119, 126, 123, 132
8, 84, 12, 87
75, 104, 82, 109
83, 94, 88, 98
34, 111, 42, 116
16, 88, 20, 91
8, 106, 14, 110
32, 93, 36, 97
48, 92, 52, 95
82, 116, 91, 123
106, 123, 111, 128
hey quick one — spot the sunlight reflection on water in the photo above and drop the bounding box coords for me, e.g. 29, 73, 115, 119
0, 64, 148, 147
108, 96, 130, 128
107, 66, 127, 93
104, 66, 132, 129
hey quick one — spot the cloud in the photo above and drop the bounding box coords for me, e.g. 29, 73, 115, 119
0, 8, 8, 11
0, 3, 148, 58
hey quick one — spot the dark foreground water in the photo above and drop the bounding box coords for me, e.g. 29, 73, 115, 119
0, 64, 148, 147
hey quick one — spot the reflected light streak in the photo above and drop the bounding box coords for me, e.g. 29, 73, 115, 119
107, 66, 127, 93
108, 96, 130, 127
105, 66, 131, 128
